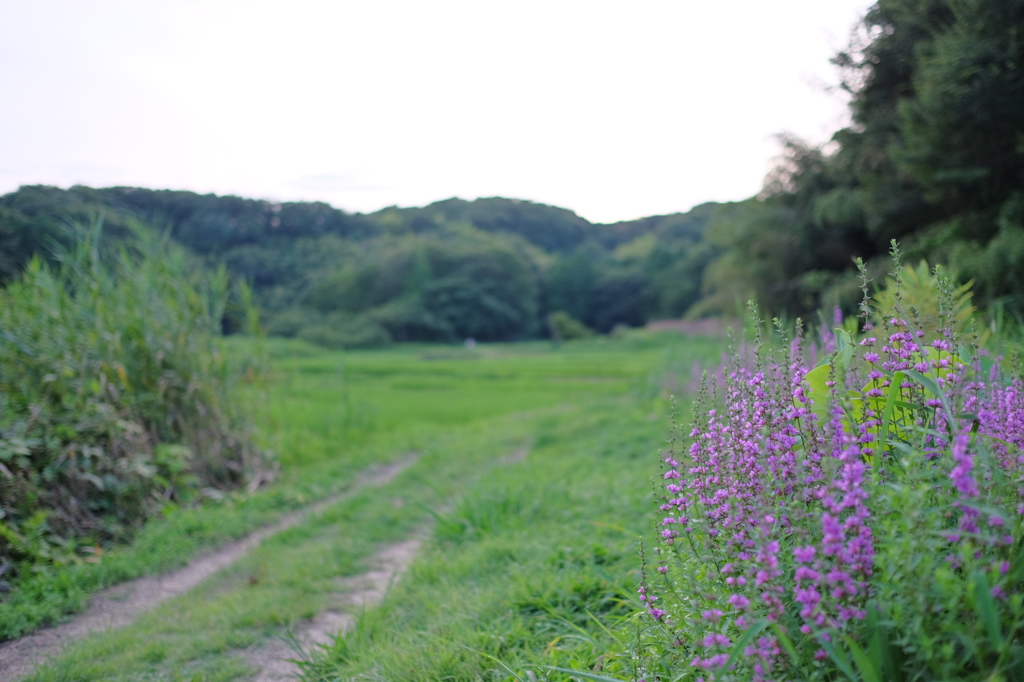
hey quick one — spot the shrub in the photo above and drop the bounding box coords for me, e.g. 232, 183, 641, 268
637, 244, 1024, 681
0, 221, 267, 575
547, 311, 595, 341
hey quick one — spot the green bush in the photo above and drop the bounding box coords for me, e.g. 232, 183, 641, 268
546, 311, 594, 341
0, 221, 267, 576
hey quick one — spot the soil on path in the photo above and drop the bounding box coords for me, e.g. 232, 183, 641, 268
239, 537, 423, 681
0, 455, 418, 681
239, 441, 528, 680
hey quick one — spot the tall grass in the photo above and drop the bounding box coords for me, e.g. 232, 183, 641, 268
0, 219, 267, 578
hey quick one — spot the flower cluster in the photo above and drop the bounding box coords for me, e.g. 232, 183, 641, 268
642, 307, 1024, 681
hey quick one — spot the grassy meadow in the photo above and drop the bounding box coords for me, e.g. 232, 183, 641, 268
18, 331, 724, 681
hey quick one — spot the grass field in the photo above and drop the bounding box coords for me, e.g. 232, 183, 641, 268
16, 331, 724, 681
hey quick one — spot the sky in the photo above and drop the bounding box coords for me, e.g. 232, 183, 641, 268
0, 0, 874, 224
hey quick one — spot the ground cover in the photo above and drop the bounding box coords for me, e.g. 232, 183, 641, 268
298, 397, 670, 681
9, 331, 723, 680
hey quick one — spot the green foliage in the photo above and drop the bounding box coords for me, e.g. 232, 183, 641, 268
545, 247, 657, 333
547, 311, 595, 341
0, 206, 55, 284
0, 220, 265, 578
388, 196, 594, 252
688, 1, 1024, 320
637, 252, 1024, 680
546, 248, 599, 323
871, 257, 978, 335
298, 402, 670, 682
1, 186, 747, 346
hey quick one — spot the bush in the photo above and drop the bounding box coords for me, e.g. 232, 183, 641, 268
0, 221, 267, 575
547, 311, 594, 341
636, 245, 1024, 681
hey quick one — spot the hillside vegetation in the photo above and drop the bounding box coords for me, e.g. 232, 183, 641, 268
0, 186, 746, 348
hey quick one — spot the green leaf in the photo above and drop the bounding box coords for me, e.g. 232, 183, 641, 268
903, 369, 940, 397
886, 439, 915, 455
843, 634, 882, 682
864, 601, 900, 682
813, 353, 833, 369
0, 330, 34, 358
957, 343, 974, 364
971, 570, 1004, 647
768, 622, 801, 668
723, 618, 770, 673
544, 667, 624, 682
835, 328, 854, 367
805, 364, 831, 395
875, 371, 904, 471
819, 637, 859, 680
904, 369, 954, 421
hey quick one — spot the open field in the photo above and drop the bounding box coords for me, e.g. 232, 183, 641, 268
7, 331, 723, 681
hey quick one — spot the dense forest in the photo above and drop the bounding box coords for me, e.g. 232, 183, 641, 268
4, 0, 1024, 341
714, 0, 1024, 317
0, 184, 745, 346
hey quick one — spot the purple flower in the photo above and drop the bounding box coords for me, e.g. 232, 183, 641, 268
702, 633, 731, 647
644, 311, 1024, 678
794, 546, 816, 562
950, 434, 979, 497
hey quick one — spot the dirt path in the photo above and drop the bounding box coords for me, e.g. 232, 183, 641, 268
0, 455, 418, 681
239, 537, 423, 681
238, 443, 528, 679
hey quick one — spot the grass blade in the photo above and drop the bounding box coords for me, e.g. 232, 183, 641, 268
972, 570, 1005, 647
842, 634, 882, 682
545, 666, 624, 681
875, 371, 904, 471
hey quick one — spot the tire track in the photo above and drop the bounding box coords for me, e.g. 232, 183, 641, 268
240, 537, 423, 681
0, 455, 418, 681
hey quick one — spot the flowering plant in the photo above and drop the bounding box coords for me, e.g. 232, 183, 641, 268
638, 245, 1024, 681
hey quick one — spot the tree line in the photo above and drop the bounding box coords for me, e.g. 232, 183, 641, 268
708, 0, 1024, 318
0, 185, 743, 346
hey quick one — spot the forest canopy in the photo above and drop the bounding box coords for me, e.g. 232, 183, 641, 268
0, 185, 740, 345
716, 0, 1024, 316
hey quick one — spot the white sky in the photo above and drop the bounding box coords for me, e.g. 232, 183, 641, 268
0, 0, 873, 224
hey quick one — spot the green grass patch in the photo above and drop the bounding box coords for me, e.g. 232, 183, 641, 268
13, 330, 722, 679
302, 399, 674, 681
